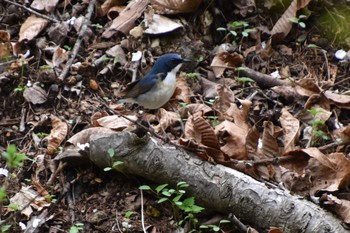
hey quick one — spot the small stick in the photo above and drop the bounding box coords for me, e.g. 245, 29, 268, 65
58, 0, 96, 80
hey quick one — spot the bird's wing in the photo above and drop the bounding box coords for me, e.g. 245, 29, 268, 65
120, 72, 166, 98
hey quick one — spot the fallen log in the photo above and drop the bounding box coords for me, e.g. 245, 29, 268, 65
89, 132, 348, 233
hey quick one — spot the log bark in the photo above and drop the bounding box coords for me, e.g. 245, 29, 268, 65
89, 132, 349, 233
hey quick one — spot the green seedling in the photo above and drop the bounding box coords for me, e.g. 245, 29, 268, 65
208, 116, 220, 127
124, 211, 134, 218
69, 223, 84, 233
199, 219, 231, 232
103, 148, 124, 171
307, 108, 330, 146
2, 144, 28, 169
217, 20, 256, 43
288, 14, 307, 28
140, 181, 204, 229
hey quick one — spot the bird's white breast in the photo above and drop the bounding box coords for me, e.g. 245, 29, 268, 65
135, 64, 182, 109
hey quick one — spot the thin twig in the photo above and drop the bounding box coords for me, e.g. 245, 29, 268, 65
140, 189, 147, 233
114, 210, 123, 233
58, 0, 96, 80
3, 0, 59, 23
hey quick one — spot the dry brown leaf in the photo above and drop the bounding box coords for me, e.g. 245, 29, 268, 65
192, 113, 220, 150
187, 104, 213, 116
52, 47, 69, 68
212, 84, 235, 114
144, 14, 183, 35
102, 0, 149, 37
99, 0, 126, 17
245, 125, 259, 153
96, 115, 137, 131
31, 0, 59, 13
19, 15, 49, 42
324, 90, 350, 109
223, 100, 251, 133
151, 0, 202, 14
91, 112, 109, 127
214, 120, 248, 160
0, 30, 12, 60
201, 77, 218, 99
261, 121, 282, 158
303, 148, 350, 194
154, 108, 180, 133
270, 0, 311, 40
281, 149, 310, 173
9, 186, 51, 218
67, 127, 117, 146
184, 111, 227, 162
174, 76, 192, 103
47, 116, 68, 155
294, 78, 321, 97
23, 85, 48, 105
280, 108, 300, 152
268, 227, 285, 233
210, 52, 244, 77
253, 121, 283, 180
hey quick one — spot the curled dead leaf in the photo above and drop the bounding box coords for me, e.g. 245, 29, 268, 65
154, 108, 180, 133
280, 108, 300, 153
47, 116, 68, 155
215, 120, 248, 160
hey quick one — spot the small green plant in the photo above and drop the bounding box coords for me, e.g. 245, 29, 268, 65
186, 72, 200, 79
91, 23, 103, 29
204, 98, 217, 106
0, 224, 11, 233
69, 222, 84, 233
288, 14, 307, 28
236, 66, 255, 86
307, 108, 330, 146
8, 203, 20, 211
199, 219, 231, 232
0, 186, 7, 202
124, 210, 134, 218
179, 102, 189, 108
103, 148, 124, 171
64, 45, 72, 51
44, 194, 57, 203
1, 144, 28, 169
35, 132, 49, 138
208, 116, 220, 127
217, 20, 256, 42
13, 85, 26, 93
236, 77, 255, 85
139, 181, 204, 229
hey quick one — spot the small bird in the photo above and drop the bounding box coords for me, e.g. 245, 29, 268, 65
119, 53, 190, 109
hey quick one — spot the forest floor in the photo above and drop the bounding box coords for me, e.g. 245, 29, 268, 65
1, 0, 350, 232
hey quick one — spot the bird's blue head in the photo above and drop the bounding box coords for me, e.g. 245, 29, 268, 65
149, 53, 188, 74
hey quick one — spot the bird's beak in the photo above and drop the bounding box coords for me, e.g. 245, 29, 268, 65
182, 58, 191, 63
